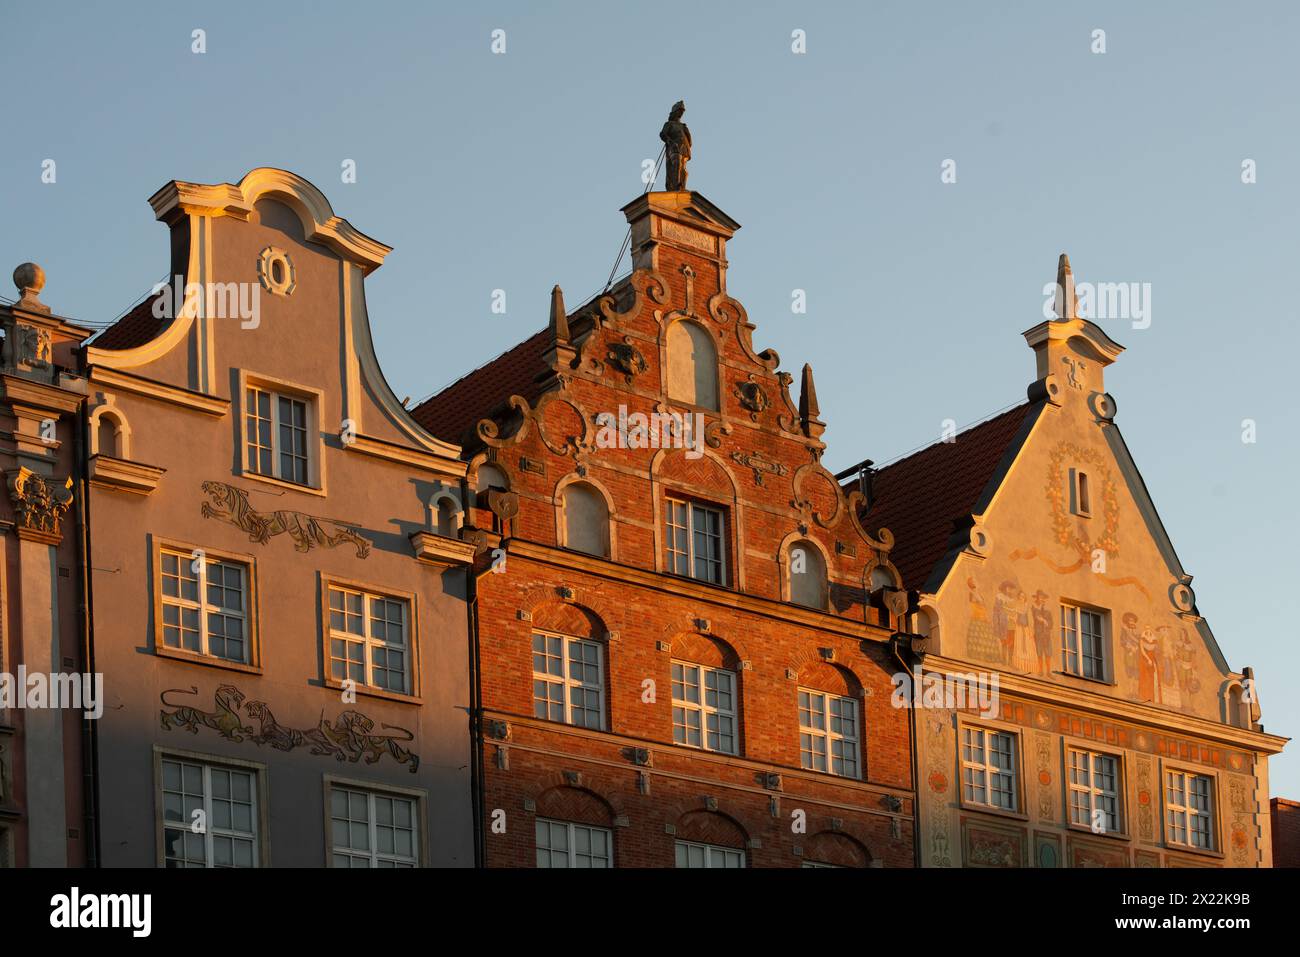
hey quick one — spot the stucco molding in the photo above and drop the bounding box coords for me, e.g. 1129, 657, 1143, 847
148, 167, 392, 274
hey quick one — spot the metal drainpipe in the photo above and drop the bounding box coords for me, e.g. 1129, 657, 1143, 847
891, 633, 921, 869
466, 554, 486, 868
74, 402, 101, 868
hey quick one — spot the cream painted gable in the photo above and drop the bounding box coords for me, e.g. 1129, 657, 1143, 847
83, 168, 457, 469
924, 310, 1250, 730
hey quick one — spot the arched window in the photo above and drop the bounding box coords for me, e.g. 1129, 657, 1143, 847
797, 663, 862, 779
1227, 684, 1249, 729
435, 497, 459, 537
562, 482, 610, 558
97, 416, 120, 458
670, 634, 742, 756
789, 540, 827, 609
666, 320, 718, 411
475, 463, 508, 494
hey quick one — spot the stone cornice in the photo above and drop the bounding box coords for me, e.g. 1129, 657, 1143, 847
85, 367, 229, 417
87, 455, 165, 495
409, 530, 476, 567
487, 710, 915, 812
148, 168, 392, 274
918, 652, 1289, 755
505, 539, 890, 643
0, 375, 85, 415
346, 433, 467, 478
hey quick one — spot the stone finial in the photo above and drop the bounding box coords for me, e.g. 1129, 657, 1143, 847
549, 284, 570, 342
542, 284, 577, 372
12, 262, 50, 313
799, 362, 825, 439
1054, 252, 1076, 321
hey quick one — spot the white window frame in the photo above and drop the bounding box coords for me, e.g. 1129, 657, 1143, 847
531, 631, 605, 730
160, 757, 259, 868
329, 785, 420, 868
327, 584, 413, 695
674, 839, 745, 868
1165, 769, 1216, 851
1068, 748, 1123, 834
535, 818, 613, 868
798, 688, 861, 778
664, 497, 726, 584
158, 545, 252, 665
671, 660, 738, 755
1060, 603, 1107, 680
245, 385, 311, 485
961, 725, 1018, 812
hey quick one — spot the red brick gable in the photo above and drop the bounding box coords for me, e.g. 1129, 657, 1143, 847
854, 403, 1038, 592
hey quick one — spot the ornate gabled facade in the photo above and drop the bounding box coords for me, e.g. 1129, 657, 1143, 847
415, 123, 916, 867
0, 265, 96, 866
861, 255, 1287, 867
77, 168, 477, 866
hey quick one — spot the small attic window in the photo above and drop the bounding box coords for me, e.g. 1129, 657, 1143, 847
1069, 468, 1091, 517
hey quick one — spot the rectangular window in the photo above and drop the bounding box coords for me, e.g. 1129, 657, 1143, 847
535, 819, 612, 868
328, 586, 411, 694
1061, 603, 1106, 680
532, 632, 604, 729
664, 498, 725, 584
1070, 468, 1091, 516
160, 548, 250, 664
961, 726, 1018, 811
798, 689, 860, 778
671, 661, 737, 754
161, 758, 258, 868
675, 840, 745, 868
330, 787, 418, 868
1068, 749, 1123, 834
1166, 770, 1215, 850
245, 386, 310, 485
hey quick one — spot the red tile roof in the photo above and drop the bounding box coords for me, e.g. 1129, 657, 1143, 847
411, 327, 552, 445
412, 280, 627, 446
853, 403, 1039, 591
89, 293, 167, 350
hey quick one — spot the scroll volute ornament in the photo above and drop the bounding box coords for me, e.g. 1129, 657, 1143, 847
6, 468, 74, 543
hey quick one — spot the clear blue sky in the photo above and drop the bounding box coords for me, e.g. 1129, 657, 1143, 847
3, 1, 1296, 794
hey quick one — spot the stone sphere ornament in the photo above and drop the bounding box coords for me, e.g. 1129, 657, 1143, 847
13, 261, 45, 295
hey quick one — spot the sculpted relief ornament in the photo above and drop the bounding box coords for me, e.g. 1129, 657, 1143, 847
200, 481, 370, 557
6, 468, 74, 543
160, 684, 419, 772
607, 337, 648, 383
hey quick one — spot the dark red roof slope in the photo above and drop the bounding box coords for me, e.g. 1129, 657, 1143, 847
855, 403, 1038, 591
411, 328, 551, 446
90, 293, 167, 350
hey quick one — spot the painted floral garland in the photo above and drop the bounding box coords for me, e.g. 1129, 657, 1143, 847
1045, 442, 1120, 556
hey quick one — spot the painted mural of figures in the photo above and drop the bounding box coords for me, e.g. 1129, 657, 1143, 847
1174, 628, 1200, 711
1138, 627, 1163, 704
965, 577, 1002, 663
1119, 612, 1141, 682
1031, 590, 1054, 675
1157, 626, 1181, 709
993, 581, 1019, 666
1013, 589, 1033, 672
